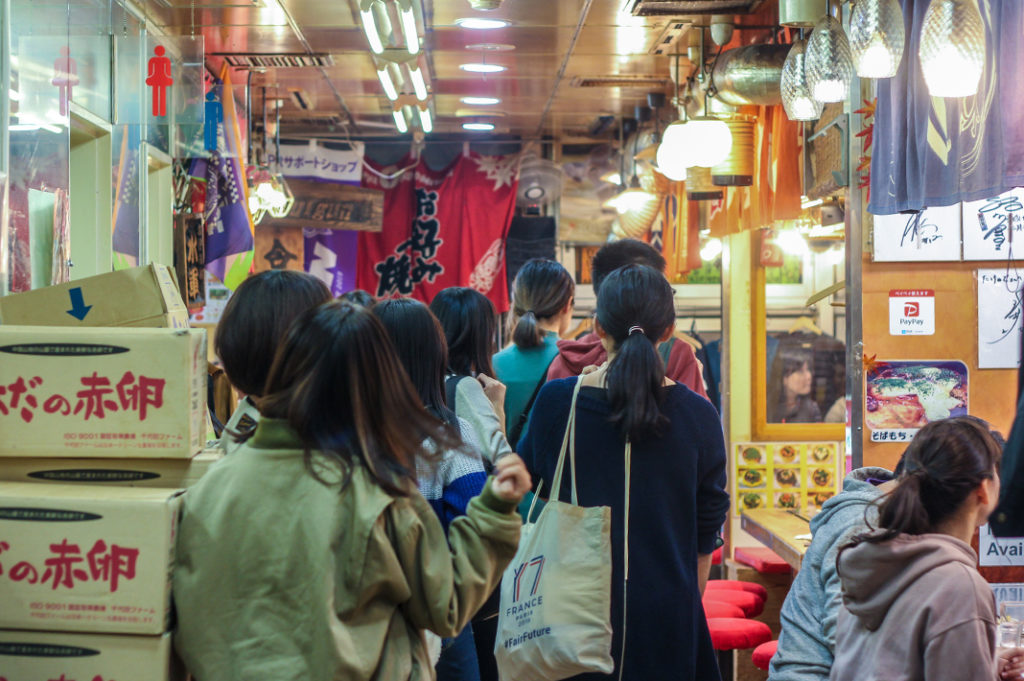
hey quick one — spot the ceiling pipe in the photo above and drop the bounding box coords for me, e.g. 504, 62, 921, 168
709, 43, 790, 106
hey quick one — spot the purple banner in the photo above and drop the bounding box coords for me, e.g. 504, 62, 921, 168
303, 227, 358, 297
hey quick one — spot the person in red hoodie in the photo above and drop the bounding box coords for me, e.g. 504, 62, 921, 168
547, 239, 708, 400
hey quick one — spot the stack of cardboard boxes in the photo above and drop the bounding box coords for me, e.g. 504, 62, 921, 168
0, 265, 223, 681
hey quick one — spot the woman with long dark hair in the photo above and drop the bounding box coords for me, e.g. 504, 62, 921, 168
832, 417, 1024, 681
493, 258, 575, 449
174, 301, 531, 681
518, 265, 729, 681
430, 287, 512, 465
767, 347, 821, 423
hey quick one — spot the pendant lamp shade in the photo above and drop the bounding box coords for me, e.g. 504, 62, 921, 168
805, 14, 854, 103
656, 121, 692, 181
781, 39, 824, 121
849, 0, 906, 78
918, 0, 986, 98
685, 116, 733, 168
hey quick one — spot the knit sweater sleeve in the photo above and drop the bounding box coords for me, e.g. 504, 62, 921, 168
434, 419, 488, 530
454, 377, 513, 465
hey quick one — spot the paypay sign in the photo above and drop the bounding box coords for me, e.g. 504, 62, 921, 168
889, 290, 935, 336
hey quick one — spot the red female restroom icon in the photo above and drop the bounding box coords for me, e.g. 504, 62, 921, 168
52, 46, 79, 116
146, 45, 173, 117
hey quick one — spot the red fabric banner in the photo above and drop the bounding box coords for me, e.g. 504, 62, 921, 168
358, 152, 519, 313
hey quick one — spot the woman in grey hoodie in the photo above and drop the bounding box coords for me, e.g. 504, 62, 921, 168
831, 417, 1024, 681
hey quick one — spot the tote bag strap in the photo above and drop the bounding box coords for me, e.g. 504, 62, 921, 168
619, 439, 631, 681
550, 377, 584, 506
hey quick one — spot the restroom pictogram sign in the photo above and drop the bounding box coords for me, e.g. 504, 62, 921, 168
146, 45, 173, 117
889, 289, 935, 336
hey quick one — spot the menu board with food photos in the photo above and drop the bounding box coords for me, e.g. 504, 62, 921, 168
733, 442, 844, 514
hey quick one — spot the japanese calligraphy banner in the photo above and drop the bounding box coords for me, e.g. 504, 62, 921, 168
358, 152, 519, 312
0, 327, 206, 458
254, 226, 304, 273
270, 140, 364, 184
0, 482, 182, 635
0, 630, 182, 681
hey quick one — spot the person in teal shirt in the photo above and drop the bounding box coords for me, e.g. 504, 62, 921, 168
493, 258, 575, 451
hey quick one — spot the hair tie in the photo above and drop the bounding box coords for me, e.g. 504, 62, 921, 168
628, 325, 645, 336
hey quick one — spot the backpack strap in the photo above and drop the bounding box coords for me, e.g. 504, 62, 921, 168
658, 336, 676, 367
445, 374, 470, 416
507, 356, 557, 450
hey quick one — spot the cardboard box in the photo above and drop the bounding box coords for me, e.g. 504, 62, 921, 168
0, 448, 223, 488
0, 264, 190, 329
0, 482, 182, 635
0, 630, 184, 681
0, 326, 206, 458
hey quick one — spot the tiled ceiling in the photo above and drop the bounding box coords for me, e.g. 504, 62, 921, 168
153, 0, 777, 140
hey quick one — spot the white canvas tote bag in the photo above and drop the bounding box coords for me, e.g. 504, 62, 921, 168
494, 378, 616, 681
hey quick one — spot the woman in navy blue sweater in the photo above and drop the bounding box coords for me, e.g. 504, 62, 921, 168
518, 264, 730, 681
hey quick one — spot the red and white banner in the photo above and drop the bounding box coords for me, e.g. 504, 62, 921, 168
358, 152, 519, 312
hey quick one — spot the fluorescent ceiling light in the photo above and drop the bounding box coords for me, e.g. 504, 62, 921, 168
461, 96, 501, 105
393, 110, 409, 133
463, 122, 495, 131
360, 3, 385, 54
377, 66, 399, 101
419, 107, 433, 133
455, 17, 510, 29
408, 66, 428, 101
460, 63, 506, 73
400, 4, 419, 55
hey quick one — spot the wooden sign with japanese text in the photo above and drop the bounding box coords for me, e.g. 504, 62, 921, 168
254, 226, 304, 273
173, 215, 205, 310
262, 180, 383, 232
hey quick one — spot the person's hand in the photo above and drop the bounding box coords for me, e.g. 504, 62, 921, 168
491, 454, 532, 504
478, 374, 506, 407
580, 363, 602, 375
998, 647, 1024, 679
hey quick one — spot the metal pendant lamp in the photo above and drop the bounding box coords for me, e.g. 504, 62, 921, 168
849, 0, 906, 78
805, 12, 854, 103
919, 0, 986, 97
781, 39, 824, 121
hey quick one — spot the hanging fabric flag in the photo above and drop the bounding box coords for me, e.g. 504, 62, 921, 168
201, 64, 254, 290
870, 0, 1024, 214
358, 151, 519, 312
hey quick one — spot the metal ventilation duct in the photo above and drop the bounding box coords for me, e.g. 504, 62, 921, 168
571, 75, 672, 89
222, 53, 335, 69
626, 0, 766, 16
710, 43, 789, 106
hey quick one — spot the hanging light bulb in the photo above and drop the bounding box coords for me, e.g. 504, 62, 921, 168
655, 121, 693, 181
849, 0, 905, 78
781, 39, 824, 121
686, 116, 732, 168
919, 0, 986, 98
805, 14, 854, 103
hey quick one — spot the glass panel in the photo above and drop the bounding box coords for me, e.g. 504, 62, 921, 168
111, 9, 141, 268
67, 0, 111, 120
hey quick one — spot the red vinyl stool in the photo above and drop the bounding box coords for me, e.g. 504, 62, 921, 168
734, 546, 792, 574
706, 618, 772, 651
711, 546, 723, 565
702, 590, 764, 618
703, 600, 745, 619
705, 579, 769, 602
752, 640, 778, 670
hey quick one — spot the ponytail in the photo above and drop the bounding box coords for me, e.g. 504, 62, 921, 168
510, 259, 574, 350
596, 265, 676, 440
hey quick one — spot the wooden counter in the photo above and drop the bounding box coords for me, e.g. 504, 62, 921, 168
740, 508, 813, 572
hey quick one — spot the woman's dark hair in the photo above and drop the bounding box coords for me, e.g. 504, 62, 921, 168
371, 298, 450, 419
510, 259, 575, 349
859, 417, 1002, 543
429, 287, 497, 377
258, 301, 460, 496
767, 347, 814, 422
596, 265, 676, 440
340, 289, 375, 307
214, 270, 332, 396
591, 239, 667, 296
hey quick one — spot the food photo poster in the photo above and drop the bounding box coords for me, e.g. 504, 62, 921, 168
733, 442, 843, 514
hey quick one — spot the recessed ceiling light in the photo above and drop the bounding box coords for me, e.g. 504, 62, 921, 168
460, 63, 507, 73
455, 17, 510, 30
461, 96, 501, 105
463, 122, 495, 131
464, 43, 516, 51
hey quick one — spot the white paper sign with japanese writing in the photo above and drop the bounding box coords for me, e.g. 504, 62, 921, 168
963, 189, 1024, 261
888, 289, 935, 335
977, 268, 1023, 369
268, 140, 363, 183
980, 524, 1024, 566
872, 205, 961, 262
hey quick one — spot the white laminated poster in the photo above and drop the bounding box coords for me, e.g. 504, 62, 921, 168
977, 268, 1023, 369
980, 524, 1024, 567
963, 189, 1024, 261
872, 204, 961, 262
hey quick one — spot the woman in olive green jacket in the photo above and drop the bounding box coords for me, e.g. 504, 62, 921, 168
173, 301, 530, 681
